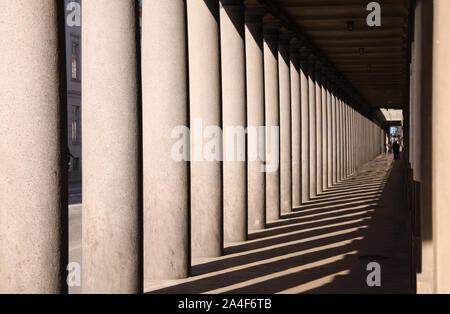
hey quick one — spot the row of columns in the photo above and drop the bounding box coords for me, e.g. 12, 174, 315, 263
0, 0, 385, 293
412, 0, 450, 294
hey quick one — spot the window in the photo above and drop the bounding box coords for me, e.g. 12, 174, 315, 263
72, 105, 79, 144
71, 42, 79, 80
72, 157, 79, 171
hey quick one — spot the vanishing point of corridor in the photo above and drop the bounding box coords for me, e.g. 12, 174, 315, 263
146, 154, 412, 294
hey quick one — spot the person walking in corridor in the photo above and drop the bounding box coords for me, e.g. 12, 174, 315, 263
393, 141, 400, 160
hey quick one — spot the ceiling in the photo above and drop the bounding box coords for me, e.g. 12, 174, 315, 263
255, 0, 411, 112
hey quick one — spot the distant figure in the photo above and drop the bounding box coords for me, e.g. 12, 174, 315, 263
393, 141, 400, 160
68, 147, 75, 168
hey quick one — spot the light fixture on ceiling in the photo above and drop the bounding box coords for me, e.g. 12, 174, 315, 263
347, 21, 354, 31
359, 48, 365, 55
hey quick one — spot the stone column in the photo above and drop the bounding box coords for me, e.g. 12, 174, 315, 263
362, 117, 365, 164
370, 122, 373, 160
366, 118, 369, 162
336, 97, 342, 182
345, 103, 350, 177
344, 101, 350, 178
263, 20, 280, 221
358, 114, 361, 167
326, 79, 333, 188
342, 101, 348, 179
417, 0, 434, 294
290, 40, 302, 208
321, 71, 329, 191
351, 108, 356, 173
300, 48, 310, 202
374, 124, 377, 157
355, 113, 359, 168
331, 86, 338, 185
357, 113, 360, 166
352, 109, 356, 170
349, 106, 353, 174
366, 120, 369, 161
143, 0, 189, 281
364, 118, 367, 163
0, 0, 67, 294
187, 0, 223, 257
371, 122, 374, 159
279, 30, 292, 214
362, 116, 365, 164
368, 122, 371, 160
372, 122, 377, 158
221, 0, 247, 242
245, 6, 266, 230
380, 128, 384, 154
340, 98, 346, 179
82, 0, 140, 293
368, 121, 371, 158
348, 105, 352, 175
375, 125, 378, 157
366, 119, 369, 163
315, 64, 323, 195
308, 56, 317, 198
354, 110, 357, 168
362, 117, 366, 164
379, 125, 382, 154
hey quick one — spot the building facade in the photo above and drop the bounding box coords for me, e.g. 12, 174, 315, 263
65, 0, 82, 180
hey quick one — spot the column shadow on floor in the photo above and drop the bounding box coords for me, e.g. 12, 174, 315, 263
146, 155, 412, 294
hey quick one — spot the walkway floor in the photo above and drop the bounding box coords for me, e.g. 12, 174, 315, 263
145, 154, 413, 294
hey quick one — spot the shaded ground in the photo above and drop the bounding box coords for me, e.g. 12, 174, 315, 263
145, 154, 413, 294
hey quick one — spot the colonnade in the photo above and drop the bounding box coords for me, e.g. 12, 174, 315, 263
0, 0, 385, 294
412, 0, 450, 294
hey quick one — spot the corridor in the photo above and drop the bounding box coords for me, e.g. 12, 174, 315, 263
4, 0, 450, 295
146, 154, 412, 294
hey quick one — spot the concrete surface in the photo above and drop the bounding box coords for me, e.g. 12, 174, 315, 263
144, 154, 413, 294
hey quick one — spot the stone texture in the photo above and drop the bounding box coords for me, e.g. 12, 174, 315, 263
143, 0, 189, 280
187, 0, 223, 258
0, 0, 66, 294
308, 61, 317, 198
279, 41, 292, 214
300, 57, 310, 202
432, 0, 450, 293
82, 0, 140, 293
290, 48, 302, 208
245, 10, 266, 231
221, 1, 247, 242
263, 25, 280, 221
